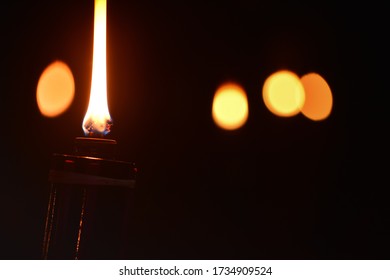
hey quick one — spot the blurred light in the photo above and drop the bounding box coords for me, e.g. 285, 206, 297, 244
82, 0, 112, 136
36, 60, 75, 118
262, 70, 305, 117
212, 82, 249, 130
300, 72, 333, 121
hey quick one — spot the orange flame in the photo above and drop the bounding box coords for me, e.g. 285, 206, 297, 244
82, 0, 112, 136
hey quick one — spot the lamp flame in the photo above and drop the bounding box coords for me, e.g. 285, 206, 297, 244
82, 0, 112, 137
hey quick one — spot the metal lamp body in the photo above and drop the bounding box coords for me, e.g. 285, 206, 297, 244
42, 138, 136, 260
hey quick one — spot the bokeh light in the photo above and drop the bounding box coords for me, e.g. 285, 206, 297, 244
262, 70, 305, 117
212, 82, 249, 130
36, 60, 75, 117
300, 72, 333, 121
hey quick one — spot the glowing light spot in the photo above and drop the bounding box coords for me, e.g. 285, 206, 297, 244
262, 70, 305, 117
212, 82, 249, 130
300, 73, 333, 121
36, 61, 75, 118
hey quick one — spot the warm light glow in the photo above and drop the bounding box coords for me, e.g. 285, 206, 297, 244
262, 70, 305, 117
300, 73, 333, 121
212, 82, 249, 130
36, 60, 75, 118
82, 0, 112, 136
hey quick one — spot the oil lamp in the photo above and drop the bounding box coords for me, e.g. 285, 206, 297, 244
41, 0, 137, 259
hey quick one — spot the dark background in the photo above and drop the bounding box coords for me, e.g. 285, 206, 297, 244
2, 0, 388, 259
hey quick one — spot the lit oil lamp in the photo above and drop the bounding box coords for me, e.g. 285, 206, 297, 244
42, 0, 137, 260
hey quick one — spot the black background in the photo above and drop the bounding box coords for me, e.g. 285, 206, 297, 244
2, 0, 388, 259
